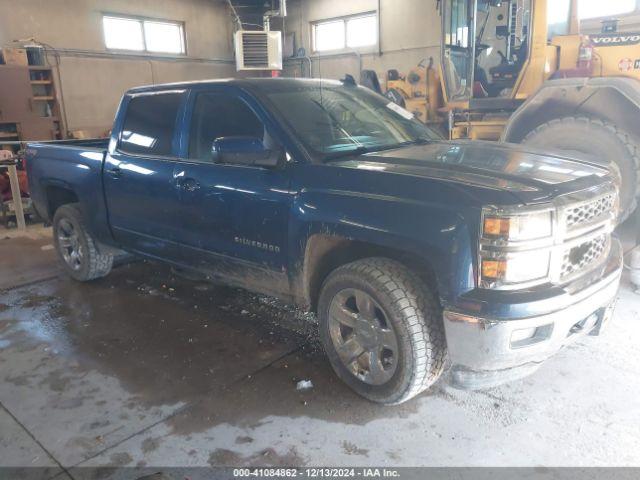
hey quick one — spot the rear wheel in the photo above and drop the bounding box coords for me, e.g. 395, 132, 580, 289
53, 203, 113, 281
522, 116, 639, 222
318, 258, 446, 405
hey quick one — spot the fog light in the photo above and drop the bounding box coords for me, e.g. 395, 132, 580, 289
510, 324, 553, 348
511, 327, 537, 344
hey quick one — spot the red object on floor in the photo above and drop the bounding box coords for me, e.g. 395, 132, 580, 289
19, 158, 29, 194
0, 174, 8, 201
0, 157, 30, 201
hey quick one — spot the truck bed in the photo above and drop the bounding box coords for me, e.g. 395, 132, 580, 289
27, 138, 110, 150
25, 138, 111, 240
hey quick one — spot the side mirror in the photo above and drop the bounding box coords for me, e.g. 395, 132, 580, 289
211, 136, 285, 168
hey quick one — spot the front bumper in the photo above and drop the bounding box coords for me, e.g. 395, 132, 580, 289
443, 239, 622, 390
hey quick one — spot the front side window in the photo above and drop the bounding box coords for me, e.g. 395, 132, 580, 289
103, 15, 185, 54
119, 92, 183, 156
264, 83, 441, 160
188, 93, 265, 161
313, 13, 377, 52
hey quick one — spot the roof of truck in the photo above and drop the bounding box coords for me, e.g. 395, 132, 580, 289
126, 77, 344, 94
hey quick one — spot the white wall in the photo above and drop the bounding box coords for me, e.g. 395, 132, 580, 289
0, 0, 236, 134
283, 0, 442, 84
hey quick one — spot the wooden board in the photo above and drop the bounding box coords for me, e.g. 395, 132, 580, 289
2, 48, 29, 66
0, 67, 33, 120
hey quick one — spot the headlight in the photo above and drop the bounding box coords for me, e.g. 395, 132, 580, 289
481, 251, 550, 285
483, 210, 552, 241
480, 207, 554, 288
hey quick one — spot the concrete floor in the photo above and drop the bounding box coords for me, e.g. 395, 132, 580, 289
1, 225, 640, 478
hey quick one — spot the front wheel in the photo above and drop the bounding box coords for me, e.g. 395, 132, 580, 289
318, 258, 446, 405
53, 203, 113, 281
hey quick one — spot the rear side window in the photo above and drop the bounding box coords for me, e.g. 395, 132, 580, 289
188, 93, 265, 160
119, 92, 183, 156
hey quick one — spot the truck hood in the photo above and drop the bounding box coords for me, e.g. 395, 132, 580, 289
331, 140, 611, 204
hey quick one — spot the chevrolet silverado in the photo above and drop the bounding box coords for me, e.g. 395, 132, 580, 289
25, 78, 622, 404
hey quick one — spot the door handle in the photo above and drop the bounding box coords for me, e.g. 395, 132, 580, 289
106, 166, 122, 178
177, 177, 200, 192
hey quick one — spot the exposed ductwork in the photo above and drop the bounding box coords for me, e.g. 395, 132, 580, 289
263, 0, 287, 31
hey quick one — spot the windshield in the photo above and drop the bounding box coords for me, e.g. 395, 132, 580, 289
264, 82, 442, 160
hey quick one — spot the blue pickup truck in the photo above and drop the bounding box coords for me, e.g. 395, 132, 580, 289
26, 78, 622, 404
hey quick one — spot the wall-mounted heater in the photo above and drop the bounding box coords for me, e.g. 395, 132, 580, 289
234, 30, 283, 71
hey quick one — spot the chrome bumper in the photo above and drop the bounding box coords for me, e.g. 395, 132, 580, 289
443, 239, 622, 390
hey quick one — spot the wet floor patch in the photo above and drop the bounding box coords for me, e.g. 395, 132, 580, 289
163, 344, 423, 437
0, 234, 61, 290
207, 446, 305, 467
77, 283, 640, 468
2, 259, 640, 468
0, 261, 307, 466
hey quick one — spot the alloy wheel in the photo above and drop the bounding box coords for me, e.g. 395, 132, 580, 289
328, 288, 399, 385
57, 218, 84, 271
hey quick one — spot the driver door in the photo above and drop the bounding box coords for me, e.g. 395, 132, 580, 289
170, 87, 293, 297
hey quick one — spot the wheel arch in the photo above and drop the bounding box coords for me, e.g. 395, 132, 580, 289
297, 233, 442, 313
44, 183, 79, 220
502, 77, 640, 144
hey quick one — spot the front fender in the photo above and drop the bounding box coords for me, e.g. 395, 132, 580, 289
289, 189, 478, 306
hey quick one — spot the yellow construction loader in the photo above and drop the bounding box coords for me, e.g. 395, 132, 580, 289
381, 0, 640, 219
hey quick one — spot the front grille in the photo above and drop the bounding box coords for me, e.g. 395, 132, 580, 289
560, 234, 608, 279
564, 193, 616, 230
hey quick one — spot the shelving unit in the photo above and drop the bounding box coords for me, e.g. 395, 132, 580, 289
0, 63, 64, 152
0, 123, 21, 153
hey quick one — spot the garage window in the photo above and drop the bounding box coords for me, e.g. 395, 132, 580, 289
103, 15, 186, 54
313, 13, 377, 52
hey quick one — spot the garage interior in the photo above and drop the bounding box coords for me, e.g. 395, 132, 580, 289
2, 0, 640, 477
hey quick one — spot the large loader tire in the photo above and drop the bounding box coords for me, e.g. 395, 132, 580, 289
522, 116, 639, 223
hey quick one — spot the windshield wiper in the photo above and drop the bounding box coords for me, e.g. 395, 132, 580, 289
324, 146, 371, 161
395, 137, 432, 147
323, 138, 432, 162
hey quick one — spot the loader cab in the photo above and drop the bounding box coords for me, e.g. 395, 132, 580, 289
441, 0, 533, 104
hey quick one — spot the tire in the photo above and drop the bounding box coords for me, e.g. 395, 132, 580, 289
317, 258, 446, 405
52, 203, 113, 281
522, 116, 640, 222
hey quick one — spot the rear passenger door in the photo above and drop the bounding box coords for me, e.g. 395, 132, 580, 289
172, 88, 293, 296
104, 90, 186, 259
